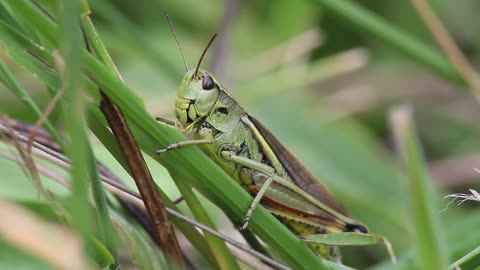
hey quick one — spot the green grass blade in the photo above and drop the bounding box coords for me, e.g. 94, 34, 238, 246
111, 210, 167, 270
0, 9, 330, 269
57, 0, 117, 266
448, 247, 480, 270
174, 176, 238, 270
78, 2, 221, 266
303, 232, 396, 263
3, 0, 57, 46
310, 0, 465, 86
79, 0, 121, 78
371, 211, 480, 270
0, 60, 62, 145
391, 106, 448, 270
0, 21, 221, 267
85, 146, 118, 267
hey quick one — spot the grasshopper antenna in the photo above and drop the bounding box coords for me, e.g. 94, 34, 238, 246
163, 9, 188, 72
194, 33, 218, 78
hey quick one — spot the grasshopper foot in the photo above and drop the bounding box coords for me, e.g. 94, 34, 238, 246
155, 148, 167, 155
172, 196, 184, 204
237, 217, 251, 231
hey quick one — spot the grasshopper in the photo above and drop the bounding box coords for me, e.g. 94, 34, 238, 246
156, 26, 367, 261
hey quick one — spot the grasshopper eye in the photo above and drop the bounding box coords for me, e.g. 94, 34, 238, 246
202, 75, 215, 90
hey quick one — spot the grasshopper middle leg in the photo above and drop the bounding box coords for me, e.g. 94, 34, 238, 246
155, 116, 177, 126
220, 150, 279, 230
239, 175, 273, 230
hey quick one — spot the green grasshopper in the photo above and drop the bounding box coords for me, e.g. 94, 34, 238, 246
156, 27, 367, 261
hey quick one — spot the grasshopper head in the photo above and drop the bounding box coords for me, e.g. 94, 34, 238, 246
175, 69, 220, 126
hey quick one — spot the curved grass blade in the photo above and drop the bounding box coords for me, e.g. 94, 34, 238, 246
302, 232, 396, 263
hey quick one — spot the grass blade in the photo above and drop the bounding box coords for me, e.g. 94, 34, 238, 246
390, 105, 448, 270
303, 232, 396, 263
0, 20, 222, 267
174, 175, 240, 270
0, 60, 62, 145
310, 0, 464, 86
58, 0, 91, 247
448, 247, 480, 270
0, 6, 329, 269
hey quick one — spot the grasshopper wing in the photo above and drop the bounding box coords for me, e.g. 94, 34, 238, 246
249, 116, 348, 216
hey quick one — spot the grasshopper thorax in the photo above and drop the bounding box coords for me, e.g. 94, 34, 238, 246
175, 69, 221, 127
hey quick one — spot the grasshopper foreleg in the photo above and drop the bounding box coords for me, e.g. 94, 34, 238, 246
155, 116, 212, 154
155, 138, 213, 154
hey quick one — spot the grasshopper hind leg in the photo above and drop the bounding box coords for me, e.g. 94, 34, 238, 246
275, 215, 342, 262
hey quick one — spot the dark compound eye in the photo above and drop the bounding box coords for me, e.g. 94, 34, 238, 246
202, 75, 215, 90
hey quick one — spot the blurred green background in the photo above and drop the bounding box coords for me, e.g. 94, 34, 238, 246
1, 0, 480, 269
